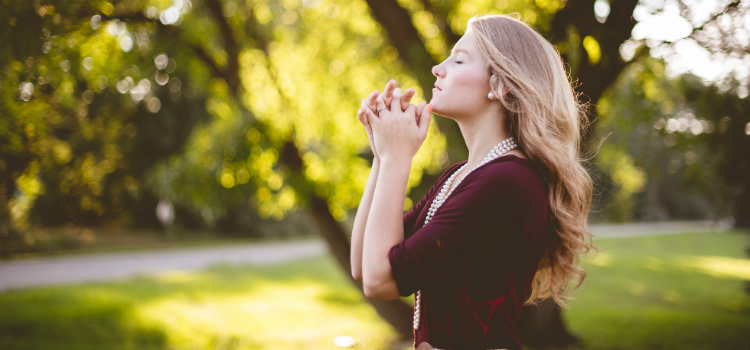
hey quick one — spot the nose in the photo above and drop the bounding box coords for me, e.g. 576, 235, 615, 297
432, 63, 444, 78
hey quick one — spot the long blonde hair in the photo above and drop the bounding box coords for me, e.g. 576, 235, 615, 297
469, 14, 594, 308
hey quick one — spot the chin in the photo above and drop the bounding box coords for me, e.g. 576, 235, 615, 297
429, 98, 446, 117
429, 103, 454, 119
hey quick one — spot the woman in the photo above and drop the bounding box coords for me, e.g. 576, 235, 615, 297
350, 14, 593, 350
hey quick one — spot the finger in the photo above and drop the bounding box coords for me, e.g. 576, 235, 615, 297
369, 94, 387, 123
361, 98, 371, 113
404, 103, 416, 117
383, 80, 396, 107
401, 88, 415, 111
360, 99, 370, 119
358, 107, 371, 131
375, 94, 387, 112
418, 104, 432, 136
364, 96, 386, 128
392, 88, 403, 111
357, 106, 368, 124
366, 91, 379, 112
415, 101, 426, 126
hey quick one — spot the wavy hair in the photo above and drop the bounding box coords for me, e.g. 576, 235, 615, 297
468, 14, 595, 308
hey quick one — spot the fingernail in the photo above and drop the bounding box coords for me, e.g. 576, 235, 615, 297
428, 104, 432, 113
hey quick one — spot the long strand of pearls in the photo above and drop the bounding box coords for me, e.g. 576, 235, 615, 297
413, 137, 517, 331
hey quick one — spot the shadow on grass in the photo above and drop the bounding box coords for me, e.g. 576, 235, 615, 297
0, 286, 168, 350
566, 231, 750, 350
0, 256, 394, 350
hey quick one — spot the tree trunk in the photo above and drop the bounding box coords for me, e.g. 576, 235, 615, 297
308, 195, 414, 340
519, 299, 579, 349
735, 185, 750, 228
0, 181, 11, 237
279, 141, 414, 340
0, 180, 21, 257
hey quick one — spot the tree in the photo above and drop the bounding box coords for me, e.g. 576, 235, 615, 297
592, 58, 749, 224
0, 0, 213, 255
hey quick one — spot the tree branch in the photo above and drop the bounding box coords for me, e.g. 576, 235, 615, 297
419, 0, 462, 45
205, 0, 241, 95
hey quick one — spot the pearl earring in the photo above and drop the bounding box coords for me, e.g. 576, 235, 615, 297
487, 92, 495, 100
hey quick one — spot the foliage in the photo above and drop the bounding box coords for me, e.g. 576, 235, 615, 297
145, 0, 450, 224
1, 1, 211, 232
594, 58, 750, 223
0, 0, 458, 236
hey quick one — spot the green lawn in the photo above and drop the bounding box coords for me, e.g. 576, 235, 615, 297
0, 231, 748, 350
566, 231, 750, 350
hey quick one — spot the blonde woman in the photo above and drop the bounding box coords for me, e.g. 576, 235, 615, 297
350, 14, 593, 350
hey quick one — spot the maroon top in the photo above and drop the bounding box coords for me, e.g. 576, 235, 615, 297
389, 155, 549, 350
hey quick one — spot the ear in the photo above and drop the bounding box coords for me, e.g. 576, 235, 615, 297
489, 74, 510, 98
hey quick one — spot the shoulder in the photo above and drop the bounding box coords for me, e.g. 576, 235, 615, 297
462, 155, 547, 199
472, 155, 543, 184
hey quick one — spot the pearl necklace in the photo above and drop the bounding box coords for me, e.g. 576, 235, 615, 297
423, 137, 517, 226
413, 137, 517, 331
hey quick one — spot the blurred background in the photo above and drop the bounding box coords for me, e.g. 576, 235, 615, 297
1, 0, 749, 349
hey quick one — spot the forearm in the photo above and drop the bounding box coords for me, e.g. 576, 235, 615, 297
362, 157, 411, 300
350, 158, 380, 280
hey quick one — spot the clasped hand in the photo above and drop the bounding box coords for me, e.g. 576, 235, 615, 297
356, 80, 431, 164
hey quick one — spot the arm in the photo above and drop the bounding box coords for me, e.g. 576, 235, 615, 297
361, 93, 431, 300
350, 156, 379, 281
362, 157, 412, 299
351, 81, 416, 280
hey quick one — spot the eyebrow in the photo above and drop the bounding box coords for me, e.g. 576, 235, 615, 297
451, 48, 469, 55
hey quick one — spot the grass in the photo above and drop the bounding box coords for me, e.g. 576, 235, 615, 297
566, 231, 750, 350
0, 231, 748, 350
0, 256, 395, 350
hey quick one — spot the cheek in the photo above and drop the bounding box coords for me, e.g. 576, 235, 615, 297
452, 70, 488, 96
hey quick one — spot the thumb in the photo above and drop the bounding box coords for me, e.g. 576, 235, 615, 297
415, 101, 426, 126
418, 103, 432, 136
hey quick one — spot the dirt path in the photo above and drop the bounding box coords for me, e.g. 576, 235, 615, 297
0, 239, 326, 291
589, 220, 726, 238
0, 221, 725, 291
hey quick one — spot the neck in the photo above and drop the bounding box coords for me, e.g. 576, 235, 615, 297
456, 109, 511, 169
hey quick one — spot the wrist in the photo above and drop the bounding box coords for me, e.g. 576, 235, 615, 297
379, 155, 412, 170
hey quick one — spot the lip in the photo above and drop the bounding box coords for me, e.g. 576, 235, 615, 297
433, 84, 442, 91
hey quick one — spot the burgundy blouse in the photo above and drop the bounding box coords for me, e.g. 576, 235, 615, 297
389, 155, 549, 350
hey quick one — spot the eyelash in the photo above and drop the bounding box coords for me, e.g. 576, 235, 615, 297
454, 60, 463, 64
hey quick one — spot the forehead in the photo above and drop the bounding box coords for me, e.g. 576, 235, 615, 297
451, 31, 479, 55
